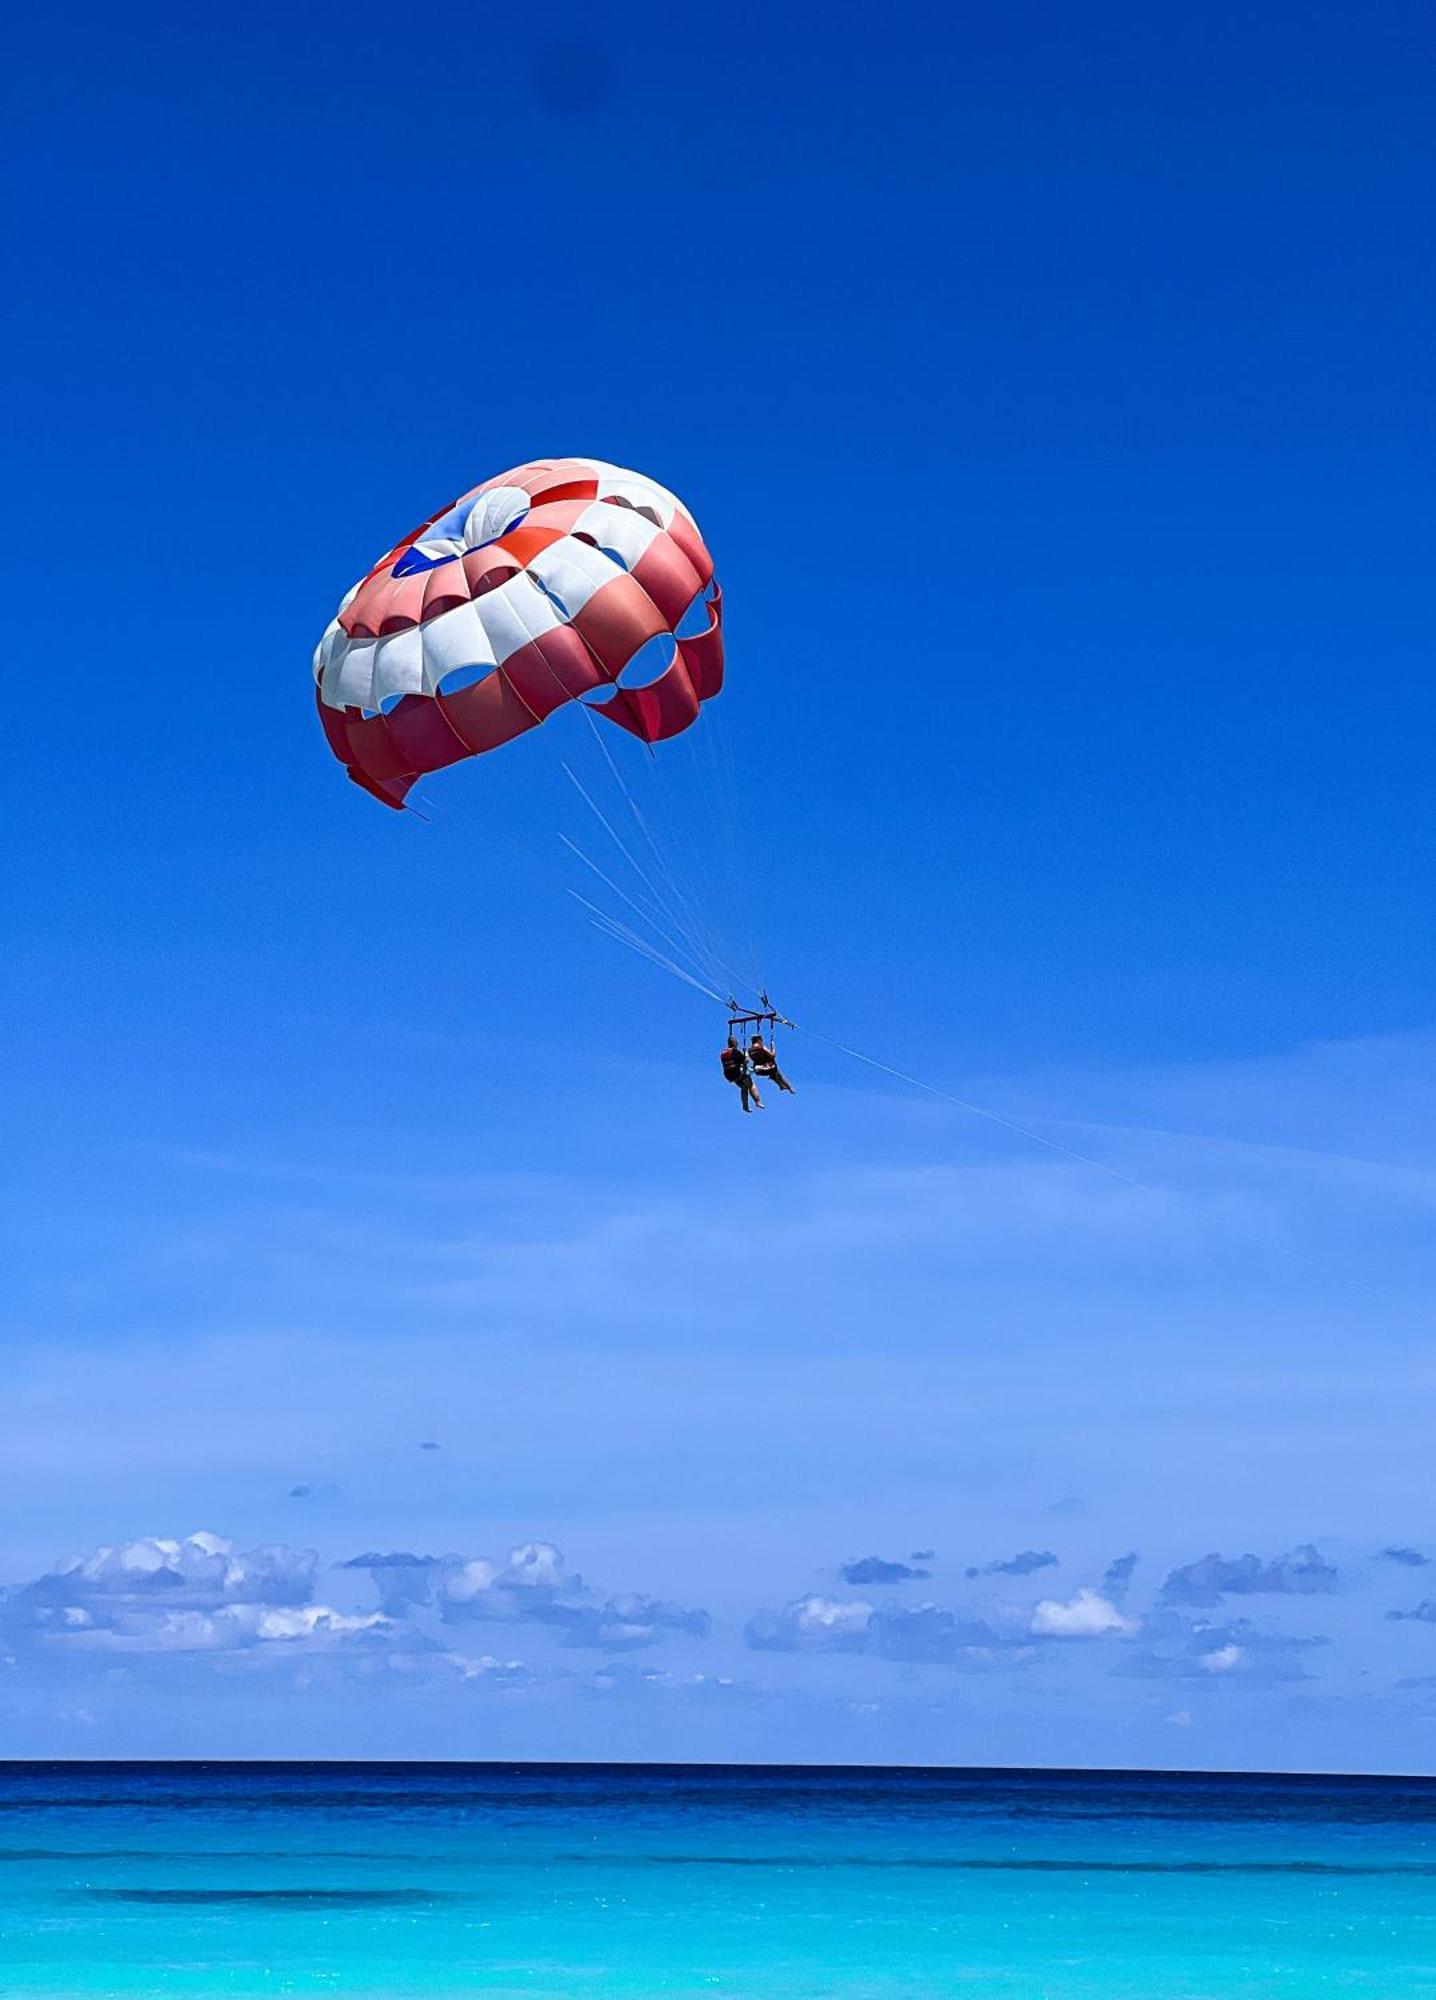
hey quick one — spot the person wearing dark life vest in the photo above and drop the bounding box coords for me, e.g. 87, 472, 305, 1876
720, 1035, 763, 1112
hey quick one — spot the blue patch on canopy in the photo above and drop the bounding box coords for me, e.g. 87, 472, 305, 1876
391, 497, 530, 578
393, 543, 460, 578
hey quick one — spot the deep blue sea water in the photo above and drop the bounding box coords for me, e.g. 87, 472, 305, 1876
3, 1763, 1436, 1996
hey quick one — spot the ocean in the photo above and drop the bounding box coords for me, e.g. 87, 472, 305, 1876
2, 1763, 1435, 1996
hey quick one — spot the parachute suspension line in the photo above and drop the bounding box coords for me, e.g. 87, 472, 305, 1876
585, 910, 722, 1001
640, 690, 763, 1010
404, 540, 754, 1011
516, 606, 736, 997
574, 705, 762, 1008
797, 1025, 1403, 1309
575, 703, 737, 996
394, 767, 728, 1006
558, 756, 716, 982
524, 584, 764, 1011
665, 707, 762, 1005
587, 702, 745, 995
685, 676, 761, 994
557, 830, 716, 989
571, 891, 728, 1005
565, 727, 714, 979
693, 695, 765, 999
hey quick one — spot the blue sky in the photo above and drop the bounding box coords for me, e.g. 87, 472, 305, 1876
4, 0, 1435, 1767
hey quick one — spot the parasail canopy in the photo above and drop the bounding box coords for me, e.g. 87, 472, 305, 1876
313, 457, 723, 808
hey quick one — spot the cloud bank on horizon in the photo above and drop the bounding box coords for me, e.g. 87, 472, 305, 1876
6, 1518, 1436, 1767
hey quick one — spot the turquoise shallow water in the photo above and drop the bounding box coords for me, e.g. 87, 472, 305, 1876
3, 1763, 1435, 1997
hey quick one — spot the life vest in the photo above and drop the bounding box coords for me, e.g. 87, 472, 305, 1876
720, 1046, 746, 1080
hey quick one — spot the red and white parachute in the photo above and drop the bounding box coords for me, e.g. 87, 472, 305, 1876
313, 456, 723, 810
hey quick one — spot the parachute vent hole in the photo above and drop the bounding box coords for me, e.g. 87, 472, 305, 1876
614, 633, 679, 690
528, 571, 573, 619
436, 663, 496, 698
423, 590, 469, 623
572, 527, 629, 572
600, 495, 663, 529
675, 590, 712, 639
467, 566, 508, 600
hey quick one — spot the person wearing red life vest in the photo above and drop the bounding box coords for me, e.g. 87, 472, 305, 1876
748, 1033, 795, 1094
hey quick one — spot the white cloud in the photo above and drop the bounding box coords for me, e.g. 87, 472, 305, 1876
35, 1600, 391, 1656
1116, 1614, 1325, 1689
1030, 1588, 1133, 1638
0, 1532, 388, 1662
249, 1606, 388, 1644
796, 1596, 875, 1638
1200, 1643, 1245, 1674
34, 1533, 315, 1610
442, 1541, 570, 1612
746, 1595, 876, 1653
433, 1543, 709, 1652
434, 1652, 531, 1684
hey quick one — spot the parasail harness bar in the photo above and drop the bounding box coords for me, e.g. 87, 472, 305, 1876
726, 991, 793, 1042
